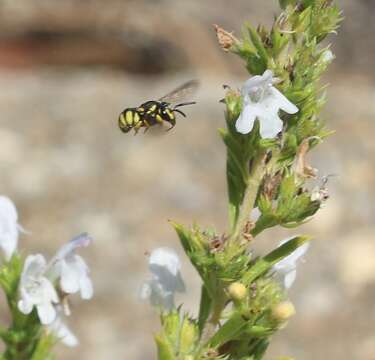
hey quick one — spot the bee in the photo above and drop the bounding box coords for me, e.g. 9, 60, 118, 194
118, 80, 199, 134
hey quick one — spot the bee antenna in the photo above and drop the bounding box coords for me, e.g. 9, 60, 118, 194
174, 101, 196, 108
174, 109, 186, 117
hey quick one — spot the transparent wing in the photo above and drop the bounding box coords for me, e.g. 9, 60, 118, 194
158, 80, 199, 104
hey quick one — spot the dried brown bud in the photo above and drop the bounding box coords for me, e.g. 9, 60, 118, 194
204, 348, 219, 358
294, 138, 319, 179
209, 234, 227, 253
241, 220, 255, 242
214, 24, 238, 52
263, 172, 283, 200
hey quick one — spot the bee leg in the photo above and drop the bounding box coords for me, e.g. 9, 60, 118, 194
143, 120, 150, 133
166, 124, 175, 132
133, 122, 143, 135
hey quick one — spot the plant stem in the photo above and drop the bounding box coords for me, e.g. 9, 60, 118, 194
230, 151, 266, 242
199, 297, 226, 348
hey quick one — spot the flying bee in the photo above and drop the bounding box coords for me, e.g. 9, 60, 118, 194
118, 80, 199, 134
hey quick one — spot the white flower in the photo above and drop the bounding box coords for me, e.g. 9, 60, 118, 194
321, 49, 334, 64
48, 311, 78, 347
18, 254, 59, 324
140, 247, 185, 310
50, 233, 93, 300
235, 70, 298, 138
0, 196, 20, 260
273, 238, 310, 289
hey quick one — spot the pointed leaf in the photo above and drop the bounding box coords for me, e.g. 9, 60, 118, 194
243, 235, 311, 285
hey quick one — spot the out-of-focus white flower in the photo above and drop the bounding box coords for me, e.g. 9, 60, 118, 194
250, 207, 261, 222
48, 311, 79, 347
236, 70, 298, 138
50, 233, 93, 300
273, 238, 310, 289
18, 254, 59, 324
0, 196, 20, 260
140, 247, 185, 310
321, 49, 334, 64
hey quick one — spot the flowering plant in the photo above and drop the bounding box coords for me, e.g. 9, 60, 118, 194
0, 196, 93, 359
142, 1, 342, 359
0, 1, 343, 359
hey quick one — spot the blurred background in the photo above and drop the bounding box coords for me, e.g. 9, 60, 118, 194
0, 0, 374, 359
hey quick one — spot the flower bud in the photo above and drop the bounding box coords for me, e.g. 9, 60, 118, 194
272, 301, 296, 321
180, 317, 197, 354
214, 24, 238, 52
228, 282, 247, 301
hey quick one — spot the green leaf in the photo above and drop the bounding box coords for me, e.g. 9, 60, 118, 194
245, 325, 274, 338
198, 285, 212, 334
242, 235, 311, 285
30, 334, 56, 360
209, 313, 248, 348
172, 222, 193, 255
247, 26, 268, 73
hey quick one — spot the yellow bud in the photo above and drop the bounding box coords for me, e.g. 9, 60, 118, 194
180, 318, 197, 353
272, 301, 296, 321
228, 282, 247, 301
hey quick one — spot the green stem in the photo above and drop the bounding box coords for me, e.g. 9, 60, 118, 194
198, 296, 226, 348
230, 151, 266, 242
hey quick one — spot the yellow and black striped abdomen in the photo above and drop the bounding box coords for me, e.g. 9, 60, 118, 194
118, 108, 141, 133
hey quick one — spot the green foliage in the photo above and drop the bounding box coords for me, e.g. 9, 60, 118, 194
0, 255, 23, 307
253, 174, 320, 235
242, 236, 311, 285
165, 1, 341, 360
156, 311, 199, 360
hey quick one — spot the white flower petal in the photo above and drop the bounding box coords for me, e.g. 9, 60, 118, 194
273, 238, 310, 289
139, 281, 152, 300
0, 196, 18, 221
55, 233, 92, 261
49, 316, 79, 347
0, 196, 19, 260
50, 235, 93, 301
241, 70, 273, 96
237, 70, 298, 138
142, 247, 185, 310
60, 260, 81, 294
175, 272, 186, 293
79, 274, 93, 300
284, 270, 297, 289
258, 112, 283, 139
41, 277, 59, 304
18, 298, 33, 315
18, 254, 59, 324
0, 227, 18, 261
22, 254, 47, 279
269, 87, 298, 114
149, 247, 181, 277
235, 102, 257, 134
37, 302, 57, 325
250, 207, 261, 222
